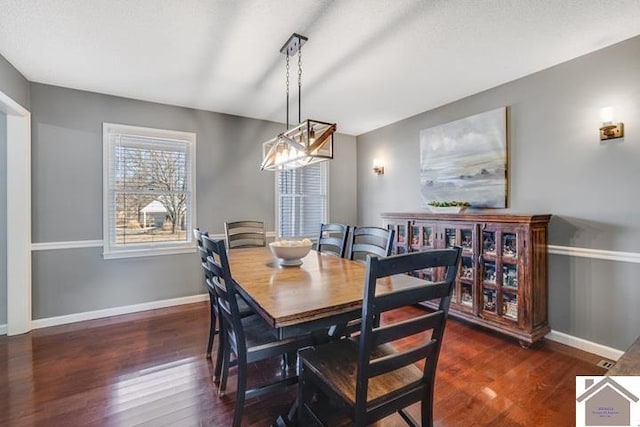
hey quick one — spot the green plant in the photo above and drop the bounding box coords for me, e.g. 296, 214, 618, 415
427, 200, 471, 207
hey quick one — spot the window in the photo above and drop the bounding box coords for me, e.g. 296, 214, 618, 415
103, 123, 196, 259
276, 162, 328, 238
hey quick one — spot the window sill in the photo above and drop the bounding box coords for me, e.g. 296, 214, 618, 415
103, 245, 196, 260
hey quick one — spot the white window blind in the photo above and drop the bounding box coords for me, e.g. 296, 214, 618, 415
277, 162, 328, 238
103, 123, 196, 259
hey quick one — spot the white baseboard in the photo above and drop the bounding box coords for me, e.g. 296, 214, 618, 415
32, 293, 209, 329
546, 329, 624, 361
0, 324, 7, 335
18, 295, 627, 363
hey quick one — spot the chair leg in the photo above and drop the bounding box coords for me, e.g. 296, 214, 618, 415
232, 355, 247, 427
218, 344, 231, 396
280, 354, 287, 378
206, 303, 216, 359
214, 327, 225, 382
297, 370, 314, 426
421, 393, 434, 427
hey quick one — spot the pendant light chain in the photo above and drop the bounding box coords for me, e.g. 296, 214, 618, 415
285, 54, 290, 130
298, 46, 302, 124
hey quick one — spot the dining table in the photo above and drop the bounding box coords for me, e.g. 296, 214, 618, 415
227, 246, 429, 338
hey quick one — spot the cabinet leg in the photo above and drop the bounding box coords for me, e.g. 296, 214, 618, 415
519, 340, 532, 349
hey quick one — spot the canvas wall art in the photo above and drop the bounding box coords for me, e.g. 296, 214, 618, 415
420, 107, 507, 208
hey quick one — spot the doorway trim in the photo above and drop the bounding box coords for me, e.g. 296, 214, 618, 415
0, 89, 31, 336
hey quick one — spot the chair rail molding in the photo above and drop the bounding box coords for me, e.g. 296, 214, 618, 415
548, 245, 640, 264
31, 240, 104, 251
30, 241, 640, 263
31, 232, 278, 251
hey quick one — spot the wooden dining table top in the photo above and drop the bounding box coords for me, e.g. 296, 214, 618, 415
227, 247, 429, 330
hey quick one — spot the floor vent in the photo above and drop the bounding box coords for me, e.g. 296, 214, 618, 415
597, 359, 615, 370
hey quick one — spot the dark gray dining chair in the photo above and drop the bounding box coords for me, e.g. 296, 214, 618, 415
298, 247, 462, 426
196, 230, 255, 374
193, 228, 217, 358
316, 223, 350, 258
224, 220, 266, 248
348, 226, 395, 262
343, 226, 396, 334
203, 236, 313, 427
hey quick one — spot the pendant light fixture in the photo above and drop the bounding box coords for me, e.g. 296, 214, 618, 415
260, 33, 336, 171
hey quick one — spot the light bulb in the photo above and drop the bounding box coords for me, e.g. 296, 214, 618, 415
601, 107, 614, 124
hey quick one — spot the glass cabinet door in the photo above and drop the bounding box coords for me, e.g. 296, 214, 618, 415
460, 256, 474, 309
444, 227, 457, 248
481, 259, 498, 315
396, 223, 406, 254
384, 221, 408, 255
480, 227, 498, 316
410, 223, 435, 251
499, 231, 520, 322
440, 223, 476, 313
480, 224, 523, 324
502, 232, 518, 259
409, 221, 437, 281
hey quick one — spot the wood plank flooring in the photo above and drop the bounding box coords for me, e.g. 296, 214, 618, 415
0, 302, 607, 426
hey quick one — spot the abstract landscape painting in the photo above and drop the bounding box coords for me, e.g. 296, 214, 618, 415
420, 107, 507, 208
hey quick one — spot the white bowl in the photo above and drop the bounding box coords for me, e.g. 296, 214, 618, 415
269, 240, 313, 266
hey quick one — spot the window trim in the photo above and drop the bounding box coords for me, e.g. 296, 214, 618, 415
102, 123, 197, 259
274, 161, 330, 239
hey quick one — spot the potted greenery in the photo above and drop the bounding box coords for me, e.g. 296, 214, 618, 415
427, 200, 471, 213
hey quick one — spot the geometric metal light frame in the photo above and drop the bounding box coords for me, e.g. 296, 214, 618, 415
261, 119, 335, 171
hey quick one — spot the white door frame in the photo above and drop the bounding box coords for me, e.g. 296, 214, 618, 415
0, 89, 31, 335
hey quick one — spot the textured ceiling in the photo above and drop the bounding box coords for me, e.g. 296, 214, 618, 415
1, 0, 640, 135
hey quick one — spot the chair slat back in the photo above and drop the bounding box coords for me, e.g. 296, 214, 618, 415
225, 220, 266, 248
200, 235, 223, 279
368, 340, 438, 378
348, 226, 395, 262
355, 247, 461, 411
371, 311, 444, 347
372, 282, 450, 313
193, 228, 206, 245
194, 228, 214, 282
202, 236, 247, 356
316, 223, 350, 258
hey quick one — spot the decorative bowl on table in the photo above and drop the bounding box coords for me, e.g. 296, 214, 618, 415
269, 239, 313, 266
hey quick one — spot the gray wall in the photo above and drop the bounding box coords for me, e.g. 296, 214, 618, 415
357, 36, 640, 350
0, 112, 6, 325
0, 53, 29, 110
30, 83, 357, 319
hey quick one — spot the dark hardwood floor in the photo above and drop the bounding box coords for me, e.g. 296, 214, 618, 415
0, 302, 606, 426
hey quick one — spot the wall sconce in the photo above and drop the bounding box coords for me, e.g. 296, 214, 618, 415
372, 159, 384, 175
600, 107, 624, 141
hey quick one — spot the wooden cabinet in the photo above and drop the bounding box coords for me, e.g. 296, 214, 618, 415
382, 212, 551, 347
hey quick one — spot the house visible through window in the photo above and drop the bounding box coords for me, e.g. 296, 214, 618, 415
277, 162, 328, 238
103, 123, 196, 259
